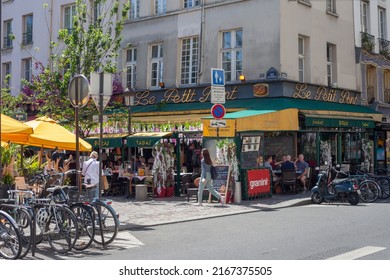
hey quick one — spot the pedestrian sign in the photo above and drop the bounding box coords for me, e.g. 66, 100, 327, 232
211, 68, 225, 86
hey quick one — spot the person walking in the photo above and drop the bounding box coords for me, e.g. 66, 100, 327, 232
197, 148, 225, 206
81, 151, 101, 199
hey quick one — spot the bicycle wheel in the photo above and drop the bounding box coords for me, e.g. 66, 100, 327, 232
70, 204, 95, 251
93, 201, 119, 246
12, 207, 33, 259
0, 210, 22, 259
47, 206, 78, 254
359, 180, 380, 203
375, 177, 390, 199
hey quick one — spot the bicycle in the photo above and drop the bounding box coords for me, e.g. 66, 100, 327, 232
24, 190, 79, 254
0, 209, 22, 259
334, 166, 380, 203
0, 190, 34, 259
70, 183, 119, 247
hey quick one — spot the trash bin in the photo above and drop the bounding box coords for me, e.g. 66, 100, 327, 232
135, 184, 147, 201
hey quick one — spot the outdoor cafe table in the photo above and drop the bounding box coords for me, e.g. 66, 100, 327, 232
119, 174, 153, 198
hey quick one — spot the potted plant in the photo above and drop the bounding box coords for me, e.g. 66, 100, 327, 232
1, 144, 17, 198
152, 142, 176, 198
215, 139, 240, 203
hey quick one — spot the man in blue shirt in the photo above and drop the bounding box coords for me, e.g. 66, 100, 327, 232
295, 154, 309, 192
281, 155, 295, 170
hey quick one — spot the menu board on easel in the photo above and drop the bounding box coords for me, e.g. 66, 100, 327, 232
211, 165, 231, 198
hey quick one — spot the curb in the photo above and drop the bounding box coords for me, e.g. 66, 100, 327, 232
118, 197, 312, 231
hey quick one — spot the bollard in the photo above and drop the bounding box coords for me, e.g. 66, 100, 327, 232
234, 181, 242, 203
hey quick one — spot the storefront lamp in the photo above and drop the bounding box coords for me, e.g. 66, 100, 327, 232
239, 75, 246, 82
159, 82, 165, 89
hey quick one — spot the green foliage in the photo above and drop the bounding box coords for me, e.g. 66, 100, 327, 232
1, 144, 18, 185
11, 0, 130, 137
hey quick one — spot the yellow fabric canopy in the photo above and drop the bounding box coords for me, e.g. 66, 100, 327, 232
12, 116, 92, 152
1, 114, 33, 142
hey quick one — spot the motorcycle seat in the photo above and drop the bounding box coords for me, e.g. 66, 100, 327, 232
332, 178, 349, 185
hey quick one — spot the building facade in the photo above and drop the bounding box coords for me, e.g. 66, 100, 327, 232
1, 0, 386, 172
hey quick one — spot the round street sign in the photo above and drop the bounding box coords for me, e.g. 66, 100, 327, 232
211, 104, 226, 119
68, 74, 90, 108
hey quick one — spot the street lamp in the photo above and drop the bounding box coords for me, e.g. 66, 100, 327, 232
123, 87, 136, 166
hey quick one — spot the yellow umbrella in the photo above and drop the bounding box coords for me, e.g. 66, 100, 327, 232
16, 116, 92, 152
1, 114, 33, 142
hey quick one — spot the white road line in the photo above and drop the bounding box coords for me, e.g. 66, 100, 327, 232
327, 246, 386, 260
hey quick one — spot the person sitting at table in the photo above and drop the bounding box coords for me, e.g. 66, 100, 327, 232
275, 155, 287, 169
281, 155, 295, 170
264, 155, 281, 186
295, 154, 309, 192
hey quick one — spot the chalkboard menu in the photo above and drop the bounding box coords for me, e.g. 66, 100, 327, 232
264, 135, 295, 160
240, 135, 261, 169
212, 165, 231, 197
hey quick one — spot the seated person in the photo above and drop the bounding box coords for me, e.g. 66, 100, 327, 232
281, 155, 295, 170
264, 155, 281, 186
295, 154, 309, 192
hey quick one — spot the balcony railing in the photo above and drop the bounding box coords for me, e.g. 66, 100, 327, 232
22, 32, 33, 45
361, 32, 375, 52
3, 36, 12, 48
378, 38, 390, 56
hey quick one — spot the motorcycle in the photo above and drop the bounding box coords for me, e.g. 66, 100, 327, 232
311, 165, 360, 205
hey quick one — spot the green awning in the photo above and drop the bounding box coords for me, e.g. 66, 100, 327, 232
126, 132, 172, 147
305, 115, 376, 128
84, 133, 128, 148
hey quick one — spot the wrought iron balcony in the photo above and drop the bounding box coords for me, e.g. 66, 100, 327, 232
3, 36, 13, 48
361, 32, 375, 52
378, 38, 390, 56
22, 32, 33, 45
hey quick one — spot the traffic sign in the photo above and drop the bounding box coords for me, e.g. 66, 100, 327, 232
68, 74, 90, 108
211, 68, 225, 86
210, 119, 226, 128
211, 86, 226, 104
211, 104, 226, 119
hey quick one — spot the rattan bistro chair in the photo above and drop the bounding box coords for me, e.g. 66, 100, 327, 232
281, 169, 297, 193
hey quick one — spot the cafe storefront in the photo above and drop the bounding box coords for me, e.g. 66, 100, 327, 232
105, 80, 382, 198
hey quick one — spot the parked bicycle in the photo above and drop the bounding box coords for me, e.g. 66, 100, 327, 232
0, 210, 22, 259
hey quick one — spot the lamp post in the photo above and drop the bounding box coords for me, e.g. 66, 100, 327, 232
123, 87, 135, 165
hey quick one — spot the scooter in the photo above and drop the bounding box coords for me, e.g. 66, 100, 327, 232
311, 165, 360, 205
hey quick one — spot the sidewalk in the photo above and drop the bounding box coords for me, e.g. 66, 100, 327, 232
108, 192, 312, 230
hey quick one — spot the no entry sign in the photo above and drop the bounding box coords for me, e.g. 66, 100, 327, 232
211, 104, 226, 119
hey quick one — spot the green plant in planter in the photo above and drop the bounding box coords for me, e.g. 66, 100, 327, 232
1, 144, 18, 186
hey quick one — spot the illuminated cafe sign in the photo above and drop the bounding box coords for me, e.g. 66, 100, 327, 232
305, 117, 375, 128
292, 83, 359, 105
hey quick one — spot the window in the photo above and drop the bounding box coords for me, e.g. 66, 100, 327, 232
125, 48, 137, 89
326, 0, 336, 14
22, 14, 33, 45
361, 1, 369, 33
64, 4, 76, 33
298, 37, 305, 82
327, 43, 337, 86
150, 44, 164, 88
22, 58, 32, 83
93, 1, 102, 24
3, 19, 13, 48
129, 0, 140, 19
184, 0, 200, 8
366, 65, 377, 103
384, 70, 390, 103
181, 37, 199, 85
379, 8, 386, 39
155, 0, 166, 15
221, 29, 242, 82
2, 62, 11, 89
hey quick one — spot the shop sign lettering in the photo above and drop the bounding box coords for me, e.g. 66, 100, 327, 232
136, 140, 152, 146
93, 140, 110, 147
293, 83, 358, 105
132, 86, 238, 106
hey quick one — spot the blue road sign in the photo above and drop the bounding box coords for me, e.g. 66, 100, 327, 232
211, 68, 225, 86
211, 104, 226, 119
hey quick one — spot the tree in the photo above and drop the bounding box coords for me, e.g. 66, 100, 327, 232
17, 0, 129, 137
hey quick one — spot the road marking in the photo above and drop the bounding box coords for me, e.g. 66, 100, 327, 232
327, 246, 386, 260
108, 231, 144, 250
